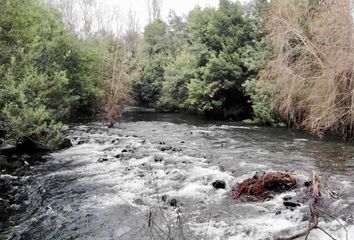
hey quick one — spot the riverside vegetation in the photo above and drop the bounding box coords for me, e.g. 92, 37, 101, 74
1, 0, 354, 150
1, 1, 354, 239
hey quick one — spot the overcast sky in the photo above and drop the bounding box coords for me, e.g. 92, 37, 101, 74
101, 0, 249, 31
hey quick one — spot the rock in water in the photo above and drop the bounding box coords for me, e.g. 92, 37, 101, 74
97, 158, 108, 163
253, 170, 266, 179
154, 156, 164, 162
57, 138, 73, 150
212, 180, 226, 189
169, 198, 177, 207
283, 201, 301, 209
16, 137, 48, 154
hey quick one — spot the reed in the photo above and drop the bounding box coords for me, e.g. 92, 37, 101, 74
261, 0, 354, 139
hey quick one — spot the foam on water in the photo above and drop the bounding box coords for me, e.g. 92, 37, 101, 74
2, 117, 354, 240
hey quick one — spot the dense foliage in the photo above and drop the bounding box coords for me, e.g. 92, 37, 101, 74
131, 0, 269, 119
0, 0, 124, 148
2, 0, 353, 148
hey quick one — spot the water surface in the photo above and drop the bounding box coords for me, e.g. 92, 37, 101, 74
1, 108, 354, 240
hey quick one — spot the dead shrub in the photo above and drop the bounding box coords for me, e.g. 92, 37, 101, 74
233, 172, 297, 200
260, 0, 354, 139
100, 40, 132, 122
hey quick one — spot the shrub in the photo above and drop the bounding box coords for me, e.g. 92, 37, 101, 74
261, 0, 354, 138
0, 0, 104, 148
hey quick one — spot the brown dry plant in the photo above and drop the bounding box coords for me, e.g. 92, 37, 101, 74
261, 0, 354, 138
100, 39, 132, 122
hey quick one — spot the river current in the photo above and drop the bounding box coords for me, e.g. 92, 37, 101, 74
1, 108, 354, 240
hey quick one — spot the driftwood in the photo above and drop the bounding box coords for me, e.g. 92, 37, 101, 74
274, 171, 338, 240
233, 172, 297, 200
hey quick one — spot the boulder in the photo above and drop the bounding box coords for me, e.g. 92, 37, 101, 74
115, 153, 124, 159
283, 201, 301, 209
283, 195, 292, 201
169, 198, 178, 207
212, 180, 226, 189
154, 156, 164, 162
172, 147, 182, 152
57, 138, 73, 150
159, 146, 172, 151
162, 194, 168, 202
16, 137, 48, 154
253, 170, 266, 179
97, 158, 109, 163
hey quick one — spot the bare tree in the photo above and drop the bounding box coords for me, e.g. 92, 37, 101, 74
45, 0, 79, 31
80, 0, 95, 38
147, 0, 163, 22
127, 9, 140, 33
124, 9, 141, 58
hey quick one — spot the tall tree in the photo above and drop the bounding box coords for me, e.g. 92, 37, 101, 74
186, 0, 260, 118
148, 0, 163, 22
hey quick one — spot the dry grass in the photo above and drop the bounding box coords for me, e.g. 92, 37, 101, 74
261, 0, 354, 139
233, 172, 297, 200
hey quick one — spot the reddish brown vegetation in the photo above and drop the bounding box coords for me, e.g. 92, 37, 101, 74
233, 172, 297, 200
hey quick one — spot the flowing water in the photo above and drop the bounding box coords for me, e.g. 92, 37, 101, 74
1, 107, 354, 240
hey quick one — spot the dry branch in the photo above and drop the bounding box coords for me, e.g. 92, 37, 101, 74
274, 171, 337, 240
261, 0, 354, 139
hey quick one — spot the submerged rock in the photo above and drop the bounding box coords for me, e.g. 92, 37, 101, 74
16, 137, 48, 154
162, 194, 168, 202
283, 201, 301, 209
233, 172, 297, 200
77, 140, 85, 145
159, 146, 173, 152
133, 199, 144, 205
172, 147, 182, 152
97, 158, 109, 163
253, 170, 266, 180
115, 153, 124, 159
283, 195, 292, 201
154, 156, 164, 162
169, 198, 178, 207
57, 138, 73, 150
212, 180, 226, 189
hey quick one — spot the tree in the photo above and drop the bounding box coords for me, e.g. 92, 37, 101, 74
130, 19, 172, 107
159, 50, 198, 109
148, 0, 163, 22
186, 0, 263, 119
0, 0, 104, 148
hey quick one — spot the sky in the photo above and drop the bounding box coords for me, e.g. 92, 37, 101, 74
101, 0, 249, 31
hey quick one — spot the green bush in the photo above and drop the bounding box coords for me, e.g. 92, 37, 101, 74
0, 58, 68, 148
159, 50, 197, 109
242, 78, 283, 126
0, 0, 104, 148
184, 0, 263, 117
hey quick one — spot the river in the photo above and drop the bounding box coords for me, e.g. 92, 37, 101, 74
1, 107, 354, 240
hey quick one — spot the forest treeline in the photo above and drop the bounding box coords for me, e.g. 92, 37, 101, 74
1, 0, 354, 149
